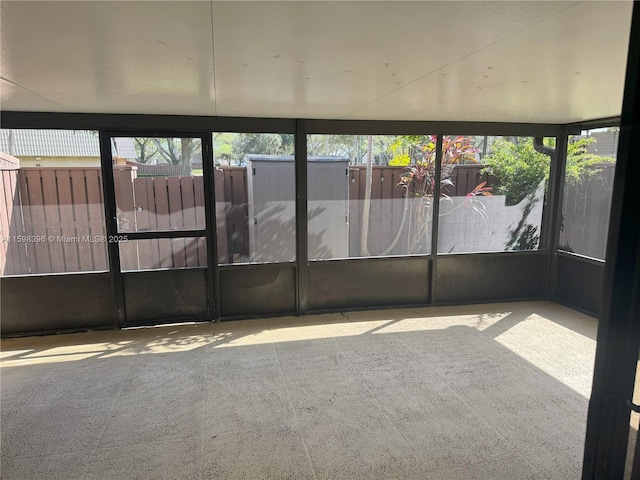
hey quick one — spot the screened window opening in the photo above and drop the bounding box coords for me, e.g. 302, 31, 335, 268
437, 135, 552, 254
213, 132, 295, 264
111, 137, 204, 234
119, 237, 206, 272
559, 127, 618, 260
306, 134, 436, 260
0, 129, 107, 276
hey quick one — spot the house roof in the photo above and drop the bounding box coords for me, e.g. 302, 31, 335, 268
112, 137, 137, 159
587, 131, 619, 158
0, 129, 137, 160
0, 129, 100, 157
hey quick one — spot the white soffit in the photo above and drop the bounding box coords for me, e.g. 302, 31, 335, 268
0, 1, 634, 123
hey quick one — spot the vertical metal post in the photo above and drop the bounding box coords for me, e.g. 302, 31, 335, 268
430, 134, 443, 304
542, 130, 568, 298
583, 2, 640, 478
99, 131, 125, 328
202, 133, 220, 320
295, 119, 309, 315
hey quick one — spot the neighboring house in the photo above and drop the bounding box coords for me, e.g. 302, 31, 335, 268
586, 130, 619, 157
0, 129, 135, 167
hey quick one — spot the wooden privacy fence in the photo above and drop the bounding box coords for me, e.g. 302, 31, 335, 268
132, 164, 182, 176
0, 167, 108, 275
0, 166, 228, 275
560, 164, 616, 260
347, 164, 495, 255
0, 164, 497, 274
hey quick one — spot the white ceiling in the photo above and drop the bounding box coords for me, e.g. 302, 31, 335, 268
0, 1, 633, 123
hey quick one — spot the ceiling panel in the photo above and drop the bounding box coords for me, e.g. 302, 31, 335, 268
345, 1, 633, 123
0, 1, 633, 122
0, 79, 72, 112
211, 1, 581, 119
1, 1, 216, 114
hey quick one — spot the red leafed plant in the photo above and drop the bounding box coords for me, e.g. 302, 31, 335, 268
387, 135, 492, 254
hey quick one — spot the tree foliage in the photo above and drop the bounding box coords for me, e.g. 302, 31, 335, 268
132, 137, 201, 175
482, 136, 615, 206
385, 135, 489, 254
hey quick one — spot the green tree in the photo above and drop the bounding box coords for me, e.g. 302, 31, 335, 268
483, 136, 615, 206
133, 137, 158, 164
231, 133, 289, 159
152, 138, 200, 176
481, 138, 548, 205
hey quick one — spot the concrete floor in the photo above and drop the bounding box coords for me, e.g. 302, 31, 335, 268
1, 301, 597, 479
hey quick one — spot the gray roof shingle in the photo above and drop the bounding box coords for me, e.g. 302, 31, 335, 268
0, 129, 101, 157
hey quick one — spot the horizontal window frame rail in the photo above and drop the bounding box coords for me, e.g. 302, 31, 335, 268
218, 261, 296, 271
120, 314, 212, 329
107, 131, 211, 139
122, 265, 208, 274
309, 254, 434, 264
0, 270, 110, 279
306, 119, 566, 136
2, 111, 574, 137
565, 116, 621, 133
436, 249, 549, 258
118, 230, 206, 240
556, 249, 607, 266
1, 112, 296, 134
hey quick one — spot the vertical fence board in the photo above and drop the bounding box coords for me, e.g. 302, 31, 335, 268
167, 176, 186, 268
25, 171, 52, 273
85, 170, 107, 270
180, 177, 199, 267
145, 178, 162, 269
6, 170, 28, 274
40, 170, 65, 273
131, 177, 153, 269
55, 170, 80, 272
215, 168, 228, 265
152, 178, 172, 268
194, 177, 207, 266
0, 171, 11, 274
113, 167, 139, 271
17, 172, 34, 274
69, 171, 93, 271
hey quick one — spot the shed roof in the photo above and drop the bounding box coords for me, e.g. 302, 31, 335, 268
245, 155, 349, 162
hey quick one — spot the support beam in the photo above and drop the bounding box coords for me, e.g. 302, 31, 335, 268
583, 2, 640, 478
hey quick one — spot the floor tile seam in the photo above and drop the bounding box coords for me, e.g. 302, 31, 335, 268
265, 328, 321, 480
327, 333, 424, 463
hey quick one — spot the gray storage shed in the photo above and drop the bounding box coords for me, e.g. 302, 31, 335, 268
246, 155, 349, 263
